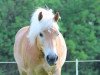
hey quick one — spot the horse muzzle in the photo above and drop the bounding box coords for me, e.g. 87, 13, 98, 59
46, 54, 58, 66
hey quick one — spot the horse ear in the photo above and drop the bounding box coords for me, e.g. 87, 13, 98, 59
38, 12, 43, 21
54, 12, 60, 22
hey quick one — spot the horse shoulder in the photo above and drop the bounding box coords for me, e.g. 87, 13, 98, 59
14, 26, 30, 67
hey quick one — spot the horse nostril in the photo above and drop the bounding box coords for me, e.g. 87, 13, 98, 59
56, 55, 58, 61
47, 55, 49, 61
46, 55, 58, 66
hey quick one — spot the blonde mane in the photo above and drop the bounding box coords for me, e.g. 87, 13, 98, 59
27, 8, 59, 44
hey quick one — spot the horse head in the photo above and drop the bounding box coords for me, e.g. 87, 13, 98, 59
28, 8, 60, 66
36, 11, 60, 66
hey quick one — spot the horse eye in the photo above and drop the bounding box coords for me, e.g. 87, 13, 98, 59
55, 32, 59, 36
39, 33, 43, 37
57, 33, 59, 36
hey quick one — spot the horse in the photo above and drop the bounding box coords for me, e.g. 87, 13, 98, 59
14, 8, 67, 75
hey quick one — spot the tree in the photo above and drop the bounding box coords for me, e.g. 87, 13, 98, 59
0, 0, 100, 74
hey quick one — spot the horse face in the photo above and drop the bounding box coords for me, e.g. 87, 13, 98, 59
37, 28, 59, 66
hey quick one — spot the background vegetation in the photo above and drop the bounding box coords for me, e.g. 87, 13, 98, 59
0, 0, 100, 75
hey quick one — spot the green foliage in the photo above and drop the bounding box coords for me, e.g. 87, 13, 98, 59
0, 0, 100, 74
80, 69, 98, 75
0, 69, 5, 75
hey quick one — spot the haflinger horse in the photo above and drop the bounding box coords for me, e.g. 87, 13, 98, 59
14, 8, 67, 75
